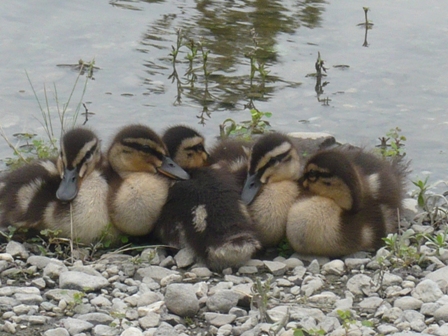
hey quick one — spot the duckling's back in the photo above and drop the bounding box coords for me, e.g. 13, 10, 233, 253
154, 166, 261, 271
0, 159, 60, 231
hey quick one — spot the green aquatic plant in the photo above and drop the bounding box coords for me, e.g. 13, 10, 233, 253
357, 7, 374, 28
219, 107, 272, 139
1, 63, 93, 169
377, 127, 406, 158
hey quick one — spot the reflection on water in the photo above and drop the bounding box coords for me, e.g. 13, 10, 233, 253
1, 0, 448, 187
138, 0, 326, 117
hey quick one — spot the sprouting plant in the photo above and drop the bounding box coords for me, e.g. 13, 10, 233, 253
381, 230, 426, 268
219, 107, 272, 139
411, 177, 448, 226
412, 176, 431, 208
184, 317, 195, 327
293, 328, 325, 336
277, 238, 294, 258
357, 7, 374, 28
305, 52, 330, 105
420, 230, 448, 255
169, 28, 183, 65
336, 309, 373, 335
0, 226, 19, 242
251, 276, 274, 323
377, 127, 406, 158
197, 41, 211, 79
65, 291, 86, 311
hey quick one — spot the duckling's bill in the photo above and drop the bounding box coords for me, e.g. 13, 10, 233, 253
158, 156, 190, 180
56, 168, 79, 202
241, 173, 262, 205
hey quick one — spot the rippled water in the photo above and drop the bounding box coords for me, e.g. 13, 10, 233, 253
1, 0, 447, 189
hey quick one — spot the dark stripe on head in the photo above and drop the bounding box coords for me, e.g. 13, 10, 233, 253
123, 140, 165, 161
61, 128, 97, 169
306, 150, 362, 199
162, 125, 203, 157
249, 133, 292, 175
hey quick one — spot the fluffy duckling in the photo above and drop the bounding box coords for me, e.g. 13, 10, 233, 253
286, 147, 408, 257
207, 137, 253, 189
241, 133, 301, 248
106, 124, 189, 237
0, 127, 120, 244
154, 125, 261, 271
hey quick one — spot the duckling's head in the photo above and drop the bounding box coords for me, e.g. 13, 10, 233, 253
300, 150, 363, 212
162, 125, 209, 170
56, 127, 102, 202
242, 133, 301, 204
107, 124, 190, 180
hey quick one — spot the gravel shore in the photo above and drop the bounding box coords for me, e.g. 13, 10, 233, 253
1, 197, 448, 336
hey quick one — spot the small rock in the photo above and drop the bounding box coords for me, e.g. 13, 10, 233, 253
27, 255, 53, 269
92, 324, 120, 336
412, 279, 444, 302
203, 312, 236, 327
321, 259, 345, 275
61, 317, 93, 335
134, 266, 180, 283
263, 260, 287, 276
358, 297, 383, 311
346, 274, 374, 296
207, 289, 240, 313
307, 259, 320, 274
394, 296, 423, 310
3, 321, 17, 334
0, 253, 14, 262
174, 248, 195, 268
59, 271, 109, 292
237, 265, 258, 274
164, 283, 199, 317
190, 267, 213, 278
77, 312, 114, 325
44, 260, 68, 279
6, 241, 29, 259
121, 327, 143, 336
434, 304, 448, 322
301, 276, 324, 296
139, 312, 160, 329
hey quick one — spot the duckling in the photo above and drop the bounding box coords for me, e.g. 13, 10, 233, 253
0, 127, 120, 244
154, 125, 261, 271
241, 133, 301, 248
286, 147, 408, 257
106, 124, 189, 237
207, 137, 253, 189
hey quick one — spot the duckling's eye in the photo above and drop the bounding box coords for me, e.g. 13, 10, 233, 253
268, 157, 279, 165
307, 170, 318, 179
187, 153, 193, 158
85, 151, 92, 160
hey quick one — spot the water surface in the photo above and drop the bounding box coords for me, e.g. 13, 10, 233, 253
0, 0, 447, 189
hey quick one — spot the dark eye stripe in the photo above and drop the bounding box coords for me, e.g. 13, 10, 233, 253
124, 141, 164, 161
76, 143, 98, 171
305, 170, 333, 181
186, 144, 205, 152
256, 151, 291, 177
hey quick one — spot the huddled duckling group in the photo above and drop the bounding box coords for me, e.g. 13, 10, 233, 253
0, 124, 408, 270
